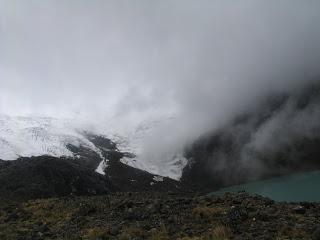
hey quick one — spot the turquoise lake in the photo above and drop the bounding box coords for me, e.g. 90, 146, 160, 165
212, 171, 320, 202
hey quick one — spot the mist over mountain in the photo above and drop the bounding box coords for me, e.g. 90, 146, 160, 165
182, 81, 320, 189
2, 3, 320, 240
1, 1, 320, 188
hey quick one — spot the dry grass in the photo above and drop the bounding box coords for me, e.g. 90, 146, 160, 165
23, 198, 75, 224
118, 226, 145, 240
210, 225, 231, 240
178, 224, 231, 240
117, 225, 171, 240
276, 223, 309, 240
149, 225, 170, 240
192, 206, 226, 220
84, 227, 110, 240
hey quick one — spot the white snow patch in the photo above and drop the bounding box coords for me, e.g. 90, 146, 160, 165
95, 160, 108, 175
153, 176, 164, 182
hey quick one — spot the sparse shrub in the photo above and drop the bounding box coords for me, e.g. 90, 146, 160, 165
178, 237, 202, 240
149, 224, 170, 240
177, 224, 231, 240
85, 227, 110, 240
209, 225, 231, 240
23, 199, 75, 224
276, 223, 308, 239
118, 226, 144, 240
192, 206, 226, 220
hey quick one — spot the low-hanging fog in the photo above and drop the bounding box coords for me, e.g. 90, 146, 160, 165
1, 1, 320, 177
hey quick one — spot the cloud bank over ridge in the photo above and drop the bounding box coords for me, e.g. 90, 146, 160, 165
1, 1, 320, 171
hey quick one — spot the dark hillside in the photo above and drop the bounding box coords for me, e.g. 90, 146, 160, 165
182, 82, 320, 190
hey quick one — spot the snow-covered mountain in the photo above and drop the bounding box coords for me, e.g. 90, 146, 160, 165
0, 115, 102, 160
1, 82, 320, 193
0, 115, 190, 200
0, 114, 187, 180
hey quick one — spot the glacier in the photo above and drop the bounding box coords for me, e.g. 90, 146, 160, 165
0, 114, 187, 180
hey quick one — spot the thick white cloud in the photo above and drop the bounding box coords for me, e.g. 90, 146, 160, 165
1, 1, 320, 161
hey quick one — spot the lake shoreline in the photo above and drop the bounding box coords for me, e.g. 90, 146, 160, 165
211, 170, 320, 202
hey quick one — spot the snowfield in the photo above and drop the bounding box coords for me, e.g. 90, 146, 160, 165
0, 115, 102, 160
0, 115, 187, 180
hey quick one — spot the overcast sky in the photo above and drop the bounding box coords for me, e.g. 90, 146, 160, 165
1, 0, 320, 136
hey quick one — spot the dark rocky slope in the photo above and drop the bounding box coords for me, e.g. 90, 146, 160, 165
71, 134, 189, 192
0, 192, 319, 240
0, 157, 112, 201
106, 157, 188, 192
